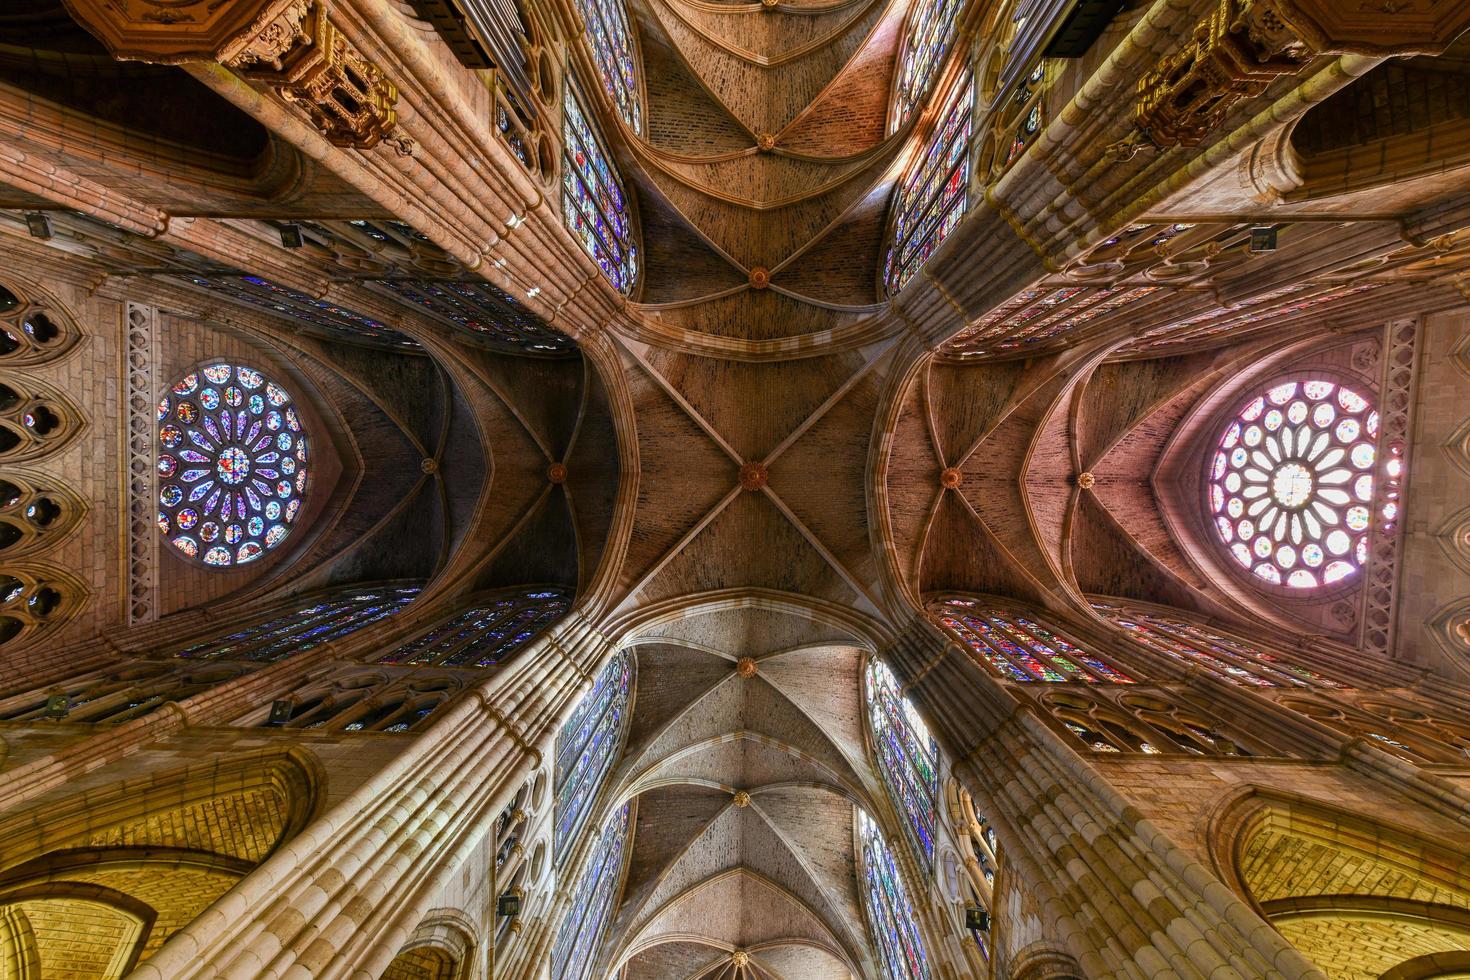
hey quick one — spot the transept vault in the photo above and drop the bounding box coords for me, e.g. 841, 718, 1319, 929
3, 0, 1470, 977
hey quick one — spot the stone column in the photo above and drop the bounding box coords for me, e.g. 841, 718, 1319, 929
885, 615, 1326, 979
126, 612, 611, 980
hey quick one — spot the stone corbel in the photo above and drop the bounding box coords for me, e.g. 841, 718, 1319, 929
62, 0, 400, 150
1135, 0, 1470, 149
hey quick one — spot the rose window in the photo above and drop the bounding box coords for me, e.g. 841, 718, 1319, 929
157, 363, 309, 567
1209, 380, 1384, 589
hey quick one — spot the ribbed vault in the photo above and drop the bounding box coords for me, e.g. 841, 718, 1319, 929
592, 601, 893, 979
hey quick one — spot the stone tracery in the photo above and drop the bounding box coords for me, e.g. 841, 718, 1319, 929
0, 0, 1469, 977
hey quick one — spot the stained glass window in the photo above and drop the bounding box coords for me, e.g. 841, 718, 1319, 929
563, 82, 639, 294
552, 803, 630, 980
930, 598, 1136, 684
866, 658, 939, 871
890, 0, 964, 131
886, 76, 973, 293
859, 808, 932, 980
1208, 379, 1387, 589
555, 649, 633, 858
158, 363, 309, 568
570, 0, 641, 132
173, 274, 420, 351
378, 588, 570, 668
1090, 602, 1342, 689
174, 586, 420, 662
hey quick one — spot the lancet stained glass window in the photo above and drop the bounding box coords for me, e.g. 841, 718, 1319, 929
886, 76, 973, 293
555, 649, 632, 858
571, 0, 642, 132
866, 658, 939, 870
563, 82, 639, 294
1209, 379, 1385, 589
552, 803, 630, 980
859, 808, 932, 980
891, 0, 963, 131
1091, 602, 1342, 689
931, 598, 1136, 684
157, 363, 309, 567
378, 588, 570, 668
174, 586, 420, 663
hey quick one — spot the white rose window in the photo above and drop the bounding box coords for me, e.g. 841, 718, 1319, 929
1209, 379, 1383, 589
157, 363, 309, 567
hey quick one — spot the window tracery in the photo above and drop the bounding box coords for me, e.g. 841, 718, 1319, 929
866, 657, 940, 871
1208, 379, 1388, 590
0, 279, 79, 365
0, 375, 81, 462
890, 0, 964, 131
858, 808, 932, 980
551, 802, 630, 980
930, 597, 1136, 683
173, 586, 421, 663
0, 565, 84, 648
0, 663, 248, 726
978, 63, 1048, 182
554, 649, 632, 857
1091, 602, 1341, 688
886, 75, 974, 293
948, 782, 997, 962
157, 363, 310, 568
378, 588, 571, 668
569, 0, 641, 132
563, 81, 639, 295
1043, 689, 1257, 756
267, 675, 454, 734
1277, 695, 1470, 763
0, 473, 81, 558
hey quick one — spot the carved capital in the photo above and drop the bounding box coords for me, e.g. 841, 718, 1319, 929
1138, 0, 1470, 147
64, 0, 400, 150
1136, 0, 1313, 148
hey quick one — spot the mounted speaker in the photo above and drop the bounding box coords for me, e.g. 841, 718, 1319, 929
268, 699, 294, 725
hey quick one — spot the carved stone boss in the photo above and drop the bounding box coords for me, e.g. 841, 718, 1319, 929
62, 0, 399, 149
1136, 0, 1470, 148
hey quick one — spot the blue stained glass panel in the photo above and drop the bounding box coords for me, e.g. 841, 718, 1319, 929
859, 808, 932, 980
555, 649, 633, 857
552, 803, 631, 980
891, 0, 963, 131
570, 0, 642, 132
866, 658, 939, 871
886, 76, 973, 293
563, 84, 639, 294
174, 586, 420, 663
378, 588, 570, 668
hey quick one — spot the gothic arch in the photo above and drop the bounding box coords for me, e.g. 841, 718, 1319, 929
382, 911, 477, 980
0, 469, 86, 559
1208, 790, 1470, 979
0, 562, 88, 651
0, 748, 321, 977
0, 275, 81, 367
0, 372, 84, 464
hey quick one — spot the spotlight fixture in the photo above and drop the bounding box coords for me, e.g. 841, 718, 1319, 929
526, 286, 542, 298
496, 893, 521, 917
965, 906, 990, 932
268, 699, 294, 725
24, 212, 52, 240
278, 223, 304, 248
1248, 226, 1278, 253
43, 694, 70, 719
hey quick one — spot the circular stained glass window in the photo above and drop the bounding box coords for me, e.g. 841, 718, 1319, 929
1208, 379, 1379, 590
156, 363, 309, 567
